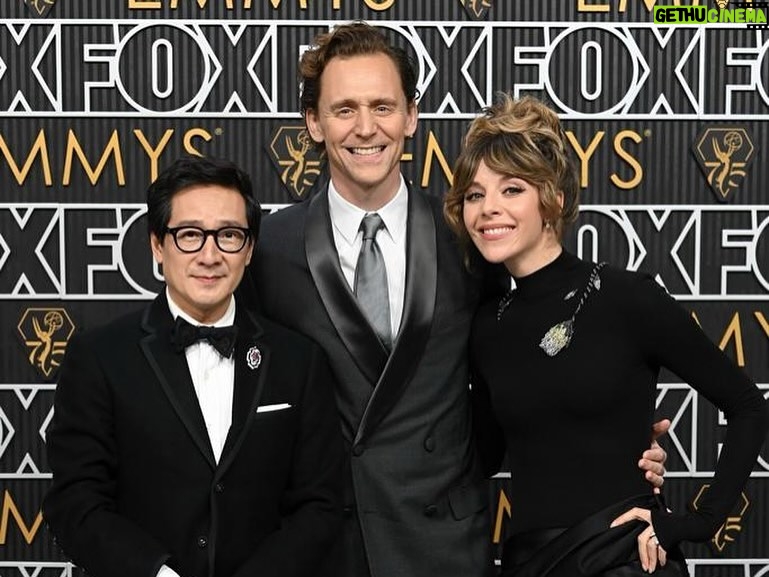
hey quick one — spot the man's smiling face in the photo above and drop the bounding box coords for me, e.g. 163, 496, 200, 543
305, 52, 417, 210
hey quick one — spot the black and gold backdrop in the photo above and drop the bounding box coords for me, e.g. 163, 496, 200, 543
0, 1, 767, 575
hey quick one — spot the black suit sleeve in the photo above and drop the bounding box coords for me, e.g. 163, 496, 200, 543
231, 342, 344, 577
470, 364, 507, 479
43, 333, 172, 577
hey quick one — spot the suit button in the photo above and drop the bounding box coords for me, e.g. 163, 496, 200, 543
214, 483, 224, 493
342, 506, 354, 517
423, 436, 435, 452
352, 445, 365, 457
197, 536, 208, 548
423, 504, 438, 517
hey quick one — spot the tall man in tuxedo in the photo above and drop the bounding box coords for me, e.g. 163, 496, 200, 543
249, 22, 668, 577
44, 156, 344, 577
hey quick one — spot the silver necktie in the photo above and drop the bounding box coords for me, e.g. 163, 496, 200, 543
354, 213, 392, 349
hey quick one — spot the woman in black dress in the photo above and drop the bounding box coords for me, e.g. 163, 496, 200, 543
444, 93, 769, 576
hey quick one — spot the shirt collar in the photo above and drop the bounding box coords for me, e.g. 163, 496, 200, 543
327, 176, 409, 246
166, 288, 236, 327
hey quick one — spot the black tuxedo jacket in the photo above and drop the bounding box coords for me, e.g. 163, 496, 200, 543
247, 184, 495, 577
43, 294, 344, 577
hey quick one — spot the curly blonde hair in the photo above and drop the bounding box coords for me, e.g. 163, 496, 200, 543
444, 93, 579, 252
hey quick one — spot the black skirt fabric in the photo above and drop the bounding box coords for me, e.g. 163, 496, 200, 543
501, 494, 688, 577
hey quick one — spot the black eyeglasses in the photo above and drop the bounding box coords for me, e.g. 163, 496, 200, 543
165, 226, 251, 253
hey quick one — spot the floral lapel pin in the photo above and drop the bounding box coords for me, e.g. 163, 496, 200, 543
246, 345, 262, 370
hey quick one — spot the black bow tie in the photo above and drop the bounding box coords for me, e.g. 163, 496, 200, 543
171, 316, 238, 358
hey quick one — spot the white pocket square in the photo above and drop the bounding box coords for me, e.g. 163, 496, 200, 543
256, 403, 292, 413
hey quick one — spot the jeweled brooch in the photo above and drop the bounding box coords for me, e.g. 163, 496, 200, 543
538, 262, 606, 357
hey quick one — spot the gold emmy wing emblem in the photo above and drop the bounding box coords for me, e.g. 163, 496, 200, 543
17, 308, 75, 380
267, 126, 324, 201
23, 0, 56, 17
460, 0, 492, 20
692, 485, 750, 553
693, 127, 756, 202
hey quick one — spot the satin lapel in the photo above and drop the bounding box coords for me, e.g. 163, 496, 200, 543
218, 306, 269, 472
304, 188, 389, 384
354, 189, 437, 446
140, 294, 216, 469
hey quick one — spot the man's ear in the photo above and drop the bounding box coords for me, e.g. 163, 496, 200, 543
405, 101, 418, 138
305, 111, 324, 144
150, 233, 164, 265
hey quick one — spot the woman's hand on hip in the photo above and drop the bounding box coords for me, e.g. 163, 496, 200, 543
610, 507, 667, 573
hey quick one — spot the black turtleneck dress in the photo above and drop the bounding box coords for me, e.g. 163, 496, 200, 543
470, 250, 768, 552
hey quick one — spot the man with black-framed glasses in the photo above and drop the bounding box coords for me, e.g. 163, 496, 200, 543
44, 155, 344, 577
165, 225, 252, 254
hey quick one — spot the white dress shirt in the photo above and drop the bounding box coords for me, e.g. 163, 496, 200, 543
327, 177, 408, 338
166, 289, 235, 464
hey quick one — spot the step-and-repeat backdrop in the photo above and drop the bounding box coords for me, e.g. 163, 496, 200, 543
0, 1, 767, 575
